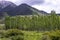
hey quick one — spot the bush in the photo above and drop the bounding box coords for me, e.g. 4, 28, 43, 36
43, 30, 60, 40
11, 35, 23, 40
4, 29, 24, 37
0, 38, 11, 40
0, 29, 24, 40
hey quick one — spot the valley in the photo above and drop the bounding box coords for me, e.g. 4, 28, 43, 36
0, 1, 60, 40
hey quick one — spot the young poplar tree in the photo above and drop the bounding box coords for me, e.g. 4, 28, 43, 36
5, 16, 11, 29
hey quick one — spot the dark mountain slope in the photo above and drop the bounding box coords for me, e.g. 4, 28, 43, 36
7, 3, 48, 16
0, 2, 48, 16
0, 1, 17, 16
8, 4, 34, 15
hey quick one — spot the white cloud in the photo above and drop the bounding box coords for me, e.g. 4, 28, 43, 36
32, 0, 60, 13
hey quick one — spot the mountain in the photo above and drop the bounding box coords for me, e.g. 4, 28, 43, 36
1, 4, 16, 12
0, 1, 17, 16
8, 3, 34, 15
7, 3, 48, 16
0, 1, 48, 16
0, 1, 16, 8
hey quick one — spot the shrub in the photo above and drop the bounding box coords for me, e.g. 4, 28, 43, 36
0, 29, 24, 40
43, 30, 60, 40
4, 29, 24, 37
11, 35, 23, 40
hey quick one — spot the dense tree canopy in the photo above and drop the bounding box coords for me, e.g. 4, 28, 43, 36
5, 11, 60, 31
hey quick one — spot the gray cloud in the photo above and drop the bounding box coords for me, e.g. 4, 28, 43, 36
16, 0, 44, 5
25, 0, 44, 5
0, 0, 45, 5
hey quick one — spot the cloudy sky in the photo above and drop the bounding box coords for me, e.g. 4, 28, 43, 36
0, 0, 60, 13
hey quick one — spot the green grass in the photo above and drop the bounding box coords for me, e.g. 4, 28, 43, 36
23, 31, 43, 40
0, 38, 11, 40
0, 30, 60, 40
0, 30, 43, 40
0, 24, 5, 30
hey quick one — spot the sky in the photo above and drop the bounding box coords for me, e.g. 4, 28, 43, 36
0, 0, 60, 13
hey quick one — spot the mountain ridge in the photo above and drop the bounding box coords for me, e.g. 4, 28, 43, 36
0, 1, 48, 16
0, 1, 17, 8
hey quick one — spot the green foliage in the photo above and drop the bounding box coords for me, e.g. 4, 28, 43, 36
5, 11, 60, 31
23, 31, 43, 40
0, 24, 5, 30
0, 38, 11, 40
3, 29, 23, 37
1, 10, 60, 40
0, 29, 24, 40
5, 16, 11, 29
0, 30, 60, 40
49, 30, 60, 40
43, 30, 60, 40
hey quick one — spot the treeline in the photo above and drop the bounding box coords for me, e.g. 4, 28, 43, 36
5, 11, 60, 31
